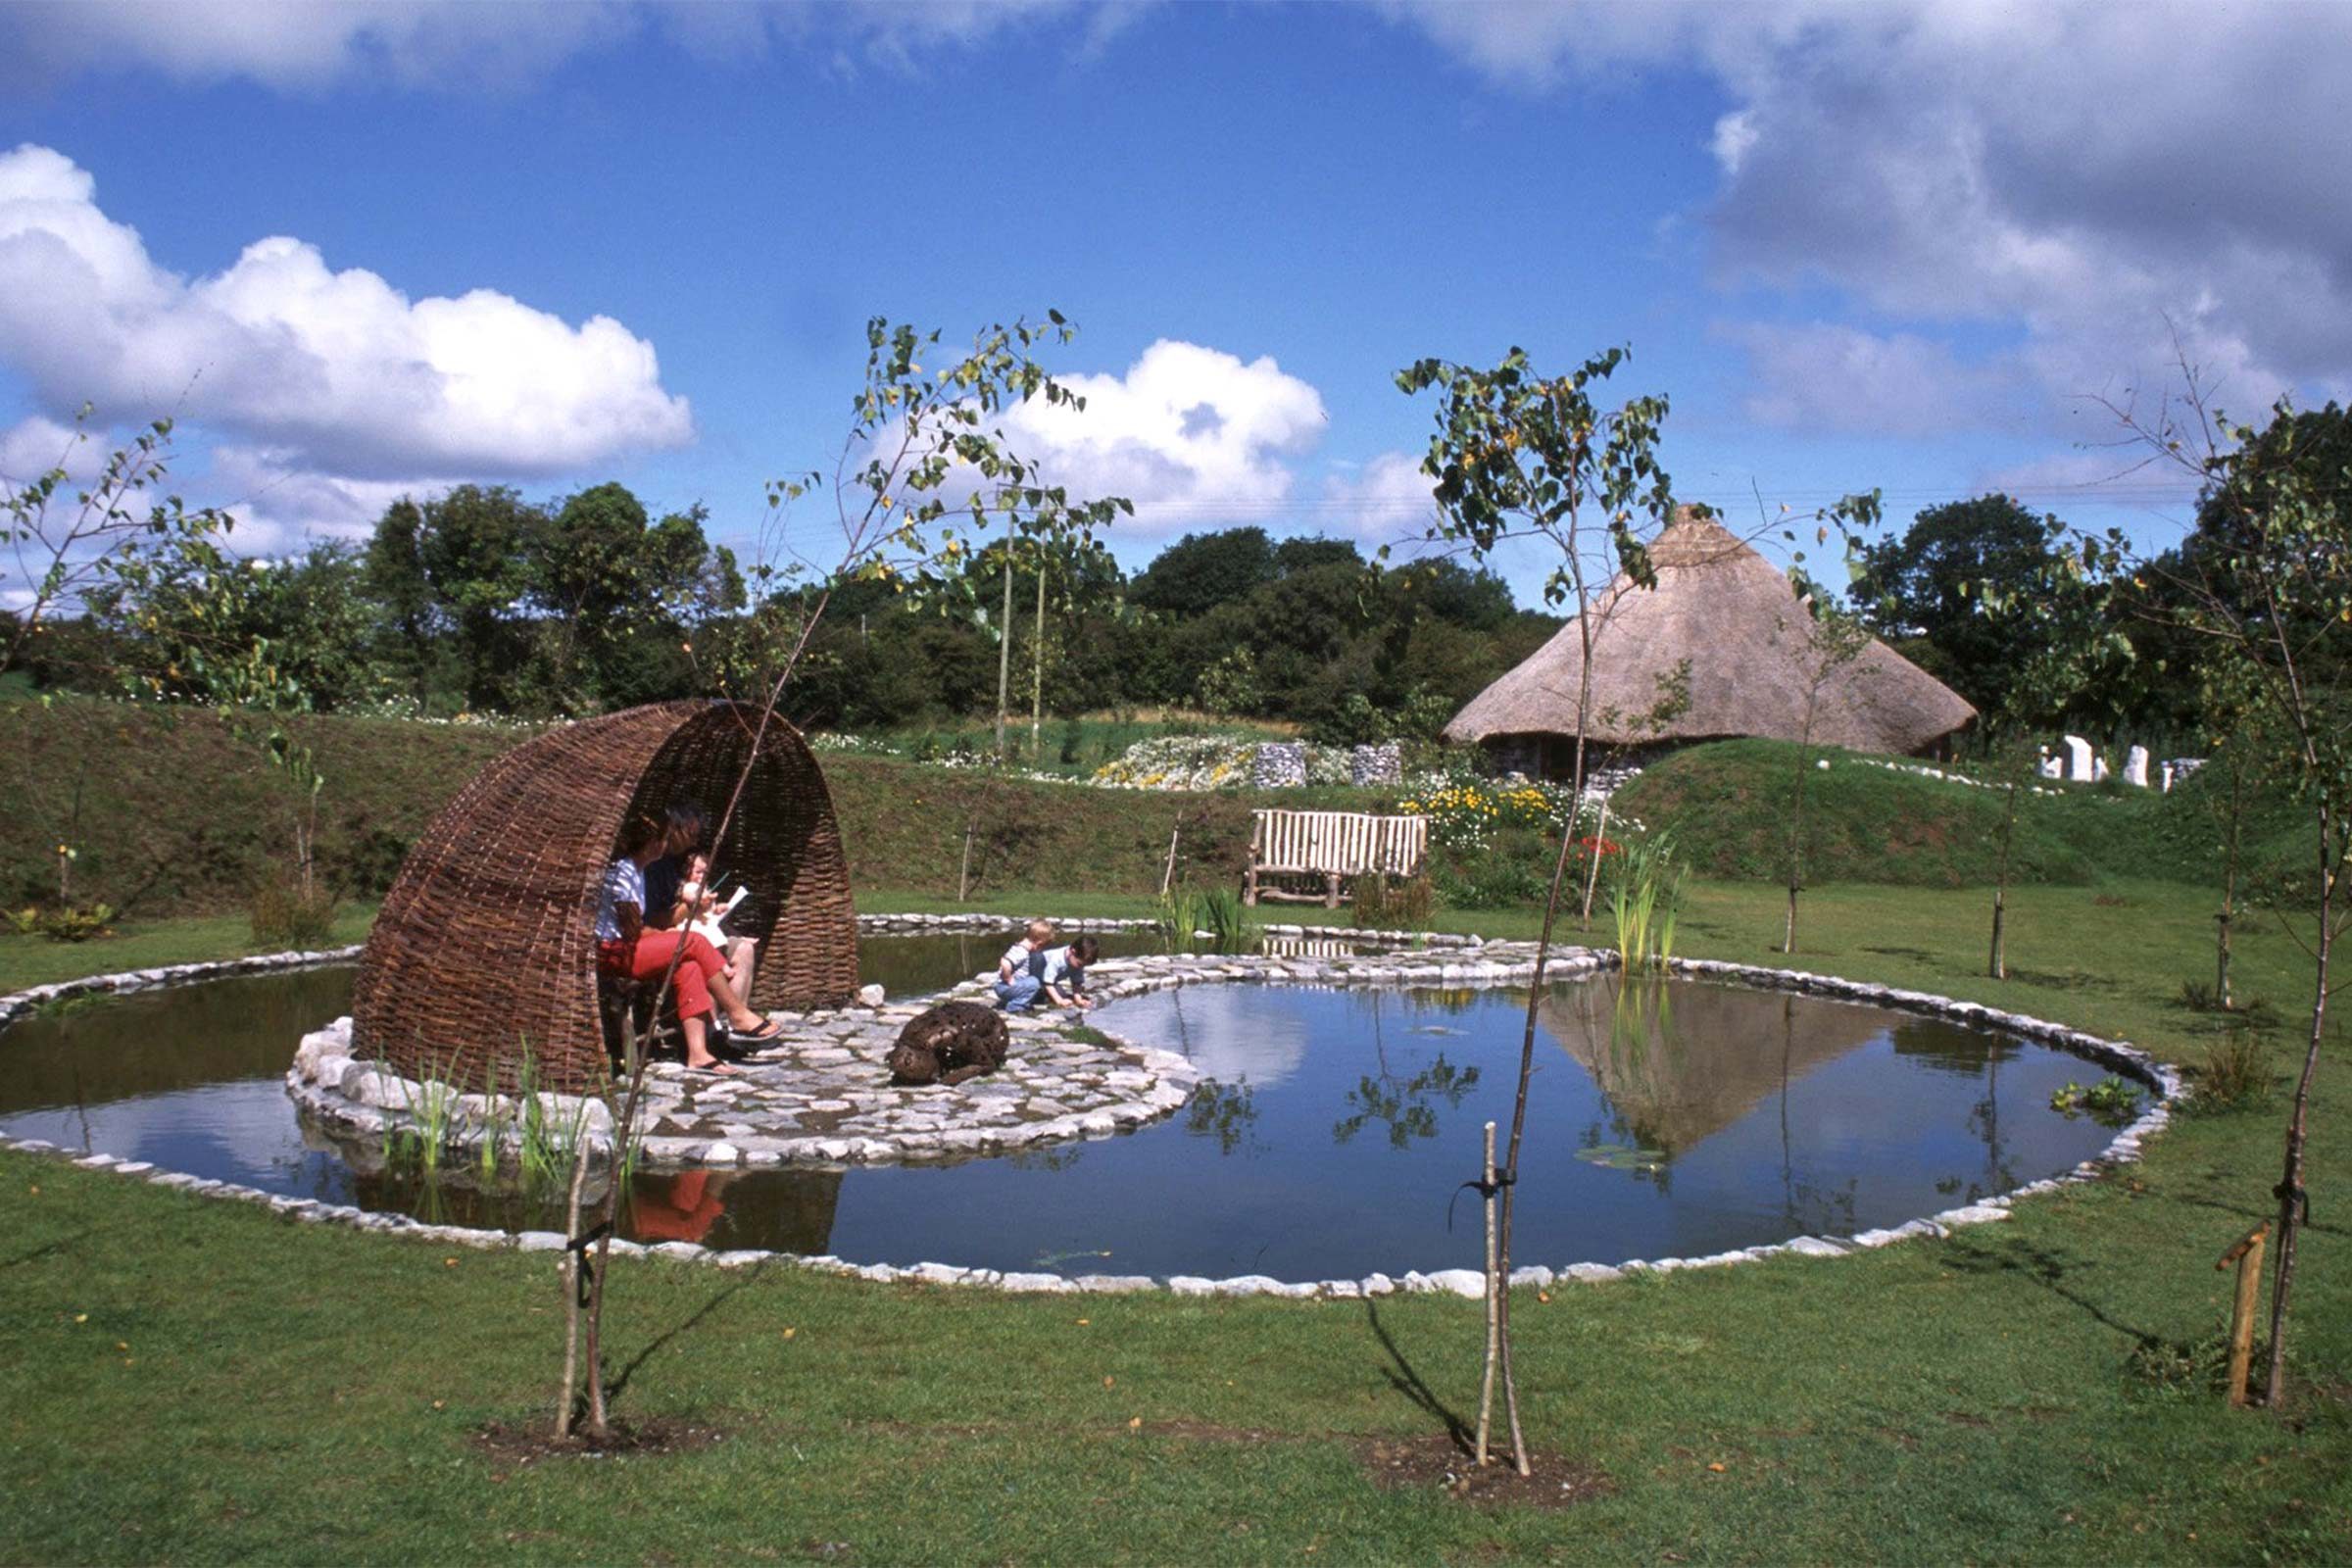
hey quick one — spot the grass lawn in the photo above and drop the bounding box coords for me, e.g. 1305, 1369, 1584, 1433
0, 903, 379, 993
3, 881, 2349, 1562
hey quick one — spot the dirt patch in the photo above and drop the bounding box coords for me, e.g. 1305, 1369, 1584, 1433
471, 1416, 729, 1466
1357, 1434, 1612, 1510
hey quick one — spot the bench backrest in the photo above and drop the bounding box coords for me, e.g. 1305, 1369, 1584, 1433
1250, 808, 1426, 877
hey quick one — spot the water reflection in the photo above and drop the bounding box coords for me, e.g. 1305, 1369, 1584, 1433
1108, 983, 1311, 1090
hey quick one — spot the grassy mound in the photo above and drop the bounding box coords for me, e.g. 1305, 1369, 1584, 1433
1610, 738, 2224, 888
0, 697, 1394, 918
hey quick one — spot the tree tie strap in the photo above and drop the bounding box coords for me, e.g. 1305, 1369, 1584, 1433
2276, 1181, 2312, 1226
1446, 1167, 1516, 1232
567, 1221, 614, 1306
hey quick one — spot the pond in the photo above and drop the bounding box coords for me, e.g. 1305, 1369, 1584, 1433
0, 942, 2128, 1281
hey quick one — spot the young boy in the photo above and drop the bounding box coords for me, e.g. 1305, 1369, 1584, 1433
1034, 936, 1101, 1011
994, 919, 1057, 1011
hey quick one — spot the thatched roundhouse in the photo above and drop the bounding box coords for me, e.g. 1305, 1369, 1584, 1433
1446, 510, 1975, 776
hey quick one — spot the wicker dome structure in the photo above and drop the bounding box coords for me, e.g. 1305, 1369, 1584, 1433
1446, 509, 1977, 768
351, 701, 858, 1095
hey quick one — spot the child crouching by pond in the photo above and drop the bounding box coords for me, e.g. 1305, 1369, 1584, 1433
996, 935, 1099, 1013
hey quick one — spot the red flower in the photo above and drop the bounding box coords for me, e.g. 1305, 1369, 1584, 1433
1576, 835, 1622, 857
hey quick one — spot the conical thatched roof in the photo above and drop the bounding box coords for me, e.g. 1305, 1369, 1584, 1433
1446, 510, 1976, 754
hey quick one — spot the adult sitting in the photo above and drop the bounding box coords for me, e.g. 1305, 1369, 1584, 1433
643, 804, 759, 1005
596, 808, 783, 1072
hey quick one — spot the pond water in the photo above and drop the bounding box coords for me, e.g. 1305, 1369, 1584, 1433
0, 942, 2126, 1280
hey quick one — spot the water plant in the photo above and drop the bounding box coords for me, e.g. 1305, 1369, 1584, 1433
1152, 887, 1203, 954
390, 1057, 463, 1183
1197, 885, 1259, 954
1605, 833, 1685, 974
2048, 1076, 2142, 1126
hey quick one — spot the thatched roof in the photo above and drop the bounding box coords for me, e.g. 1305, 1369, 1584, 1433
1446, 510, 1976, 754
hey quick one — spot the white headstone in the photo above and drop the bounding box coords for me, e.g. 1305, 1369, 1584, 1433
2161, 762, 2176, 792
2124, 745, 2150, 788
2064, 734, 2094, 782
2037, 748, 2064, 780
2093, 756, 2110, 783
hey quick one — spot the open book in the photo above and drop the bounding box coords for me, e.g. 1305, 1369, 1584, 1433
689, 883, 749, 948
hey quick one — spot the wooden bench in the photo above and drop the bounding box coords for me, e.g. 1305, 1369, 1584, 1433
1243, 808, 1427, 907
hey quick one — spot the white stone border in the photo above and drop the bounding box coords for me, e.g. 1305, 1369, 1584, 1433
0, 932, 2180, 1298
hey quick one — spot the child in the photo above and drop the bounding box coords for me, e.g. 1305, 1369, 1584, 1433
1034, 936, 1101, 1011
994, 919, 1056, 1011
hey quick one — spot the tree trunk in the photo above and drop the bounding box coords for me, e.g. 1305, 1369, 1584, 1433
2220, 764, 2243, 1009
2262, 798, 2337, 1405
1031, 551, 1046, 760
1578, 796, 1609, 928
994, 526, 1015, 761
555, 1119, 595, 1439
1990, 782, 2017, 980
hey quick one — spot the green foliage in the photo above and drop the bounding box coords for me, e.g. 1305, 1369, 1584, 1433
1854, 494, 2091, 726
5, 903, 115, 942
2191, 1031, 2275, 1113
1349, 872, 1433, 929
248, 873, 338, 949
1605, 833, 1686, 973
1152, 887, 1203, 954
1194, 885, 1258, 954
2047, 1076, 2142, 1125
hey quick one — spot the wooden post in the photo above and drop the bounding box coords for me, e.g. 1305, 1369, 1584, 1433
1476, 1119, 1499, 1465
2217, 1221, 2270, 1407
1161, 815, 1183, 898
957, 815, 975, 904
1325, 871, 1342, 909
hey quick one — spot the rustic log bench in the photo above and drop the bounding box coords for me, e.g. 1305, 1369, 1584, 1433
1242, 808, 1427, 907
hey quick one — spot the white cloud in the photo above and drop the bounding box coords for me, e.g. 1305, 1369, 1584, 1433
204, 446, 451, 557
0, 0, 1108, 90
1320, 450, 1441, 547
1390, 1, 2352, 435
1727, 322, 2032, 439
0, 413, 102, 485
999, 338, 1327, 530
0, 144, 692, 478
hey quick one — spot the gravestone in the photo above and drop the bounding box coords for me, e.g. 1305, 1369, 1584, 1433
2064, 734, 2095, 782
2037, 748, 2065, 780
2124, 745, 2150, 788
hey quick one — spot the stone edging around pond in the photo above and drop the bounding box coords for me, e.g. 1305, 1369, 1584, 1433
0, 936, 2181, 1300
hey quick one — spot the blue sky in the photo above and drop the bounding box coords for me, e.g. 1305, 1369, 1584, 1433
3, 1, 2347, 608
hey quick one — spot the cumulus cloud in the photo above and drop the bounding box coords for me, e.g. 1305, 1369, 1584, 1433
0, 144, 692, 479
999, 338, 1327, 530
1389, 1, 2352, 433
203, 446, 453, 557
1727, 322, 2034, 439
0, 0, 1105, 90
1320, 450, 1441, 546
0, 413, 102, 485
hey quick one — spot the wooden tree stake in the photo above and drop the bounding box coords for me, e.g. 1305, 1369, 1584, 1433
2217, 1220, 2269, 1408
1476, 1119, 1499, 1465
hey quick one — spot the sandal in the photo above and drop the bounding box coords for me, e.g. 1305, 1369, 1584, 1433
734, 1016, 785, 1043
683, 1059, 740, 1075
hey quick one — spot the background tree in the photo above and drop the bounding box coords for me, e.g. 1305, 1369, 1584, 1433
1853, 495, 2067, 724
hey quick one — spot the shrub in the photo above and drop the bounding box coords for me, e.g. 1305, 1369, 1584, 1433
6, 903, 116, 943
1432, 830, 1554, 908
251, 873, 339, 948
2191, 1031, 2274, 1113
1351, 872, 1434, 929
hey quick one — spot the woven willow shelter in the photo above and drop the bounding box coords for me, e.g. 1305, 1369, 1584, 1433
1446, 510, 1976, 773
351, 701, 858, 1095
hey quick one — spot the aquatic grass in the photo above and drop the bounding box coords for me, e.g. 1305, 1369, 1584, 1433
1152, 887, 1203, 955
1197, 885, 1259, 954
389, 1055, 464, 1183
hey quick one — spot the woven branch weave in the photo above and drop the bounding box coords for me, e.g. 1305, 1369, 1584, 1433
350, 701, 859, 1094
